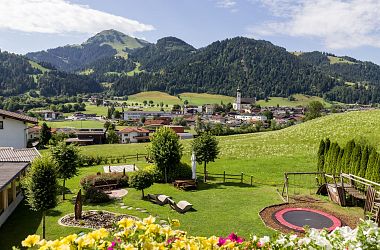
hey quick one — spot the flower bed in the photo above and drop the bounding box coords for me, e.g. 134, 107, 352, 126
58, 210, 137, 229
21, 216, 380, 249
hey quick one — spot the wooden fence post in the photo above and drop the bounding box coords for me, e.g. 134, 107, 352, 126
223, 171, 226, 183
241, 172, 243, 183
251, 175, 253, 186
206, 170, 208, 182
285, 173, 289, 202
137, 153, 139, 161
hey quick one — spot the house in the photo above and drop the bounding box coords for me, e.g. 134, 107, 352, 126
0, 147, 40, 228
0, 109, 38, 148
144, 119, 170, 126
74, 128, 106, 144
33, 110, 63, 120
123, 111, 166, 120
165, 125, 185, 133
204, 104, 215, 115
119, 127, 150, 143
233, 88, 256, 111
184, 105, 202, 114
235, 114, 267, 122
27, 125, 41, 141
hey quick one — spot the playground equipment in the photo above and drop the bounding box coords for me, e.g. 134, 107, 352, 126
281, 171, 380, 225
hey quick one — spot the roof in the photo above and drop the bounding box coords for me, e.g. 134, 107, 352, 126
119, 127, 150, 133
240, 98, 256, 104
27, 125, 41, 133
0, 162, 29, 192
0, 147, 41, 162
0, 109, 38, 124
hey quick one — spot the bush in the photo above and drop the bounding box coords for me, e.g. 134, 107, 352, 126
84, 187, 110, 203
145, 162, 192, 183
80, 173, 129, 189
129, 170, 154, 198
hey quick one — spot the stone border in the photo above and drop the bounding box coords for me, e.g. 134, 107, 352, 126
58, 210, 140, 229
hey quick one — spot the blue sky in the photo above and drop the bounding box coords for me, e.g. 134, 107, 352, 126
1, 0, 380, 64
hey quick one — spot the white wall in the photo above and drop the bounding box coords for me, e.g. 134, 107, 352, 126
0, 117, 27, 148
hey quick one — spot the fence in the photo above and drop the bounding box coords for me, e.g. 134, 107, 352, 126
83, 153, 148, 166
204, 170, 254, 186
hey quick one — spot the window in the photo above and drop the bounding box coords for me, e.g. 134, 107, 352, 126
0, 121, 3, 129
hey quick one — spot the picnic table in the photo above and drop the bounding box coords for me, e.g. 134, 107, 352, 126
173, 180, 197, 190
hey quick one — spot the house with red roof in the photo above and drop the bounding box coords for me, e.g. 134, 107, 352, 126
119, 127, 150, 143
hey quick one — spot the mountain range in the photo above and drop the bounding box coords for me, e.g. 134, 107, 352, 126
2, 29, 380, 104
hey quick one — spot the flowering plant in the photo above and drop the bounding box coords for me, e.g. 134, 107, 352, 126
18, 217, 380, 249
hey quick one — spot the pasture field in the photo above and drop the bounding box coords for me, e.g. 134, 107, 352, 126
257, 94, 337, 108
3, 110, 379, 248
179, 92, 235, 106
42, 120, 105, 129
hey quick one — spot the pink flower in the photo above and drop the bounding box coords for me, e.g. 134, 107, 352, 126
218, 237, 227, 246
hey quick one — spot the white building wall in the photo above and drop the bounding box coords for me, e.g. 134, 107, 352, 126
0, 117, 27, 148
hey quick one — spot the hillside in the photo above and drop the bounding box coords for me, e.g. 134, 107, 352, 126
0, 50, 102, 97
298, 51, 380, 103
26, 30, 149, 72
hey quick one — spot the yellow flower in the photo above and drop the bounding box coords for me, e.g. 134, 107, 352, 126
143, 215, 156, 225
118, 218, 136, 229
135, 221, 146, 230
171, 219, 180, 227
123, 243, 138, 250
146, 224, 160, 234
22, 235, 41, 247
61, 234, 77, 244
172, 239, 187, 249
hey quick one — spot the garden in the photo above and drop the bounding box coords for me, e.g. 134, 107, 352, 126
2, 110, 380, 249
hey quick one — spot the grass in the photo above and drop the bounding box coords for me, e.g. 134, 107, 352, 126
4, 110, 380, 247
257, 94, 338, 108
42, 120, 105, 129
128, 91, 182, 106
28, 60, 50, 73
328, 56, 356, 64
179, 93, 235, 106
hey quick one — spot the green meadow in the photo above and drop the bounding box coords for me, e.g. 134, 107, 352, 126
3, 110, 380, 248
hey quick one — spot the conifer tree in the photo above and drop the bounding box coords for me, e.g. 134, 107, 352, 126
365, 149, 378, 181
335, 148, 344, 174
373, 157, 380, 183
358, 145, 370, 178
350, 144, 362, 175
317, 139, 325, 173
342, 140, 355, 173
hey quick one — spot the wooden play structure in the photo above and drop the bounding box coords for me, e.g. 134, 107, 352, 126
281, 172, 380, 225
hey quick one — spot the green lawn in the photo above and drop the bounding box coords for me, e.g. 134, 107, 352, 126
257, 94, 339, 108
43, 120, 105, 129
179, 92, 235, 106
128, 91, 182, 106
4, 110, 380, 248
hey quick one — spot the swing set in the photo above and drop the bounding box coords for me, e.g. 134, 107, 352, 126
281, 172, 325, 202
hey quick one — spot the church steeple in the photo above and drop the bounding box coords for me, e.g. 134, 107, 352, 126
236, 87, 241, 111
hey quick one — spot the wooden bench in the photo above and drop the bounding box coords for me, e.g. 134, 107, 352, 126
94, 183, 118, 192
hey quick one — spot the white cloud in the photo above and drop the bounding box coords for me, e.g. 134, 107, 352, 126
248, 0, 380, 49
0, 0, 154, 35
216, 0, 237, 12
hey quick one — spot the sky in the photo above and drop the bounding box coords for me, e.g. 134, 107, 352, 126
1, 0, 380, 64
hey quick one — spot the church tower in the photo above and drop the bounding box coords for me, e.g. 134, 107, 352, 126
236, 88, 241, 111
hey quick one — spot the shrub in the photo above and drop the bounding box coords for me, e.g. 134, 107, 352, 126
145, 162, 192, 183
84, 187, 110, 203
129, 170, 154, 198
80, 173, 129, 189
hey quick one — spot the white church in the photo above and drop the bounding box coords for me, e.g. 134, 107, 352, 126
233, 88, 256, 111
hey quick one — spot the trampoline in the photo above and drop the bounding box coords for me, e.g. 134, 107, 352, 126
274, 208, 341, 232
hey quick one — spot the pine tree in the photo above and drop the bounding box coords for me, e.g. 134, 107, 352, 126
317, 139, 325, 173
342, 140, 355, 173
365, 149, 378, 181
372, 155, 380, 183
39, 122, 52, 148
358, 145, 370, 178
335, 147, 344, 174
350, 144, 362, 175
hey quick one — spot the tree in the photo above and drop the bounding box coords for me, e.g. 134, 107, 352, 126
107, 129, 120, 144
365, 149, 378, 181
23, 156, 58, 239
317, 139, 325, 173
148, 127, 183, 183
184, 100, 189, 105
350, 144, 362, 175
143, 100, 147, 106
262, 110, 273, 120
50, 142, 80, 200
305, 101, 324, 121
342, 140, 355, 173
114, 110, 121, 119
39, 122, 52, 148
129, 170, 154, 198
191, 132, 219, 182
358, 145, 370, 178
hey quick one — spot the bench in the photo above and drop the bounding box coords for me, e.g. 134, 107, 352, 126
94, 183, 118, 192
